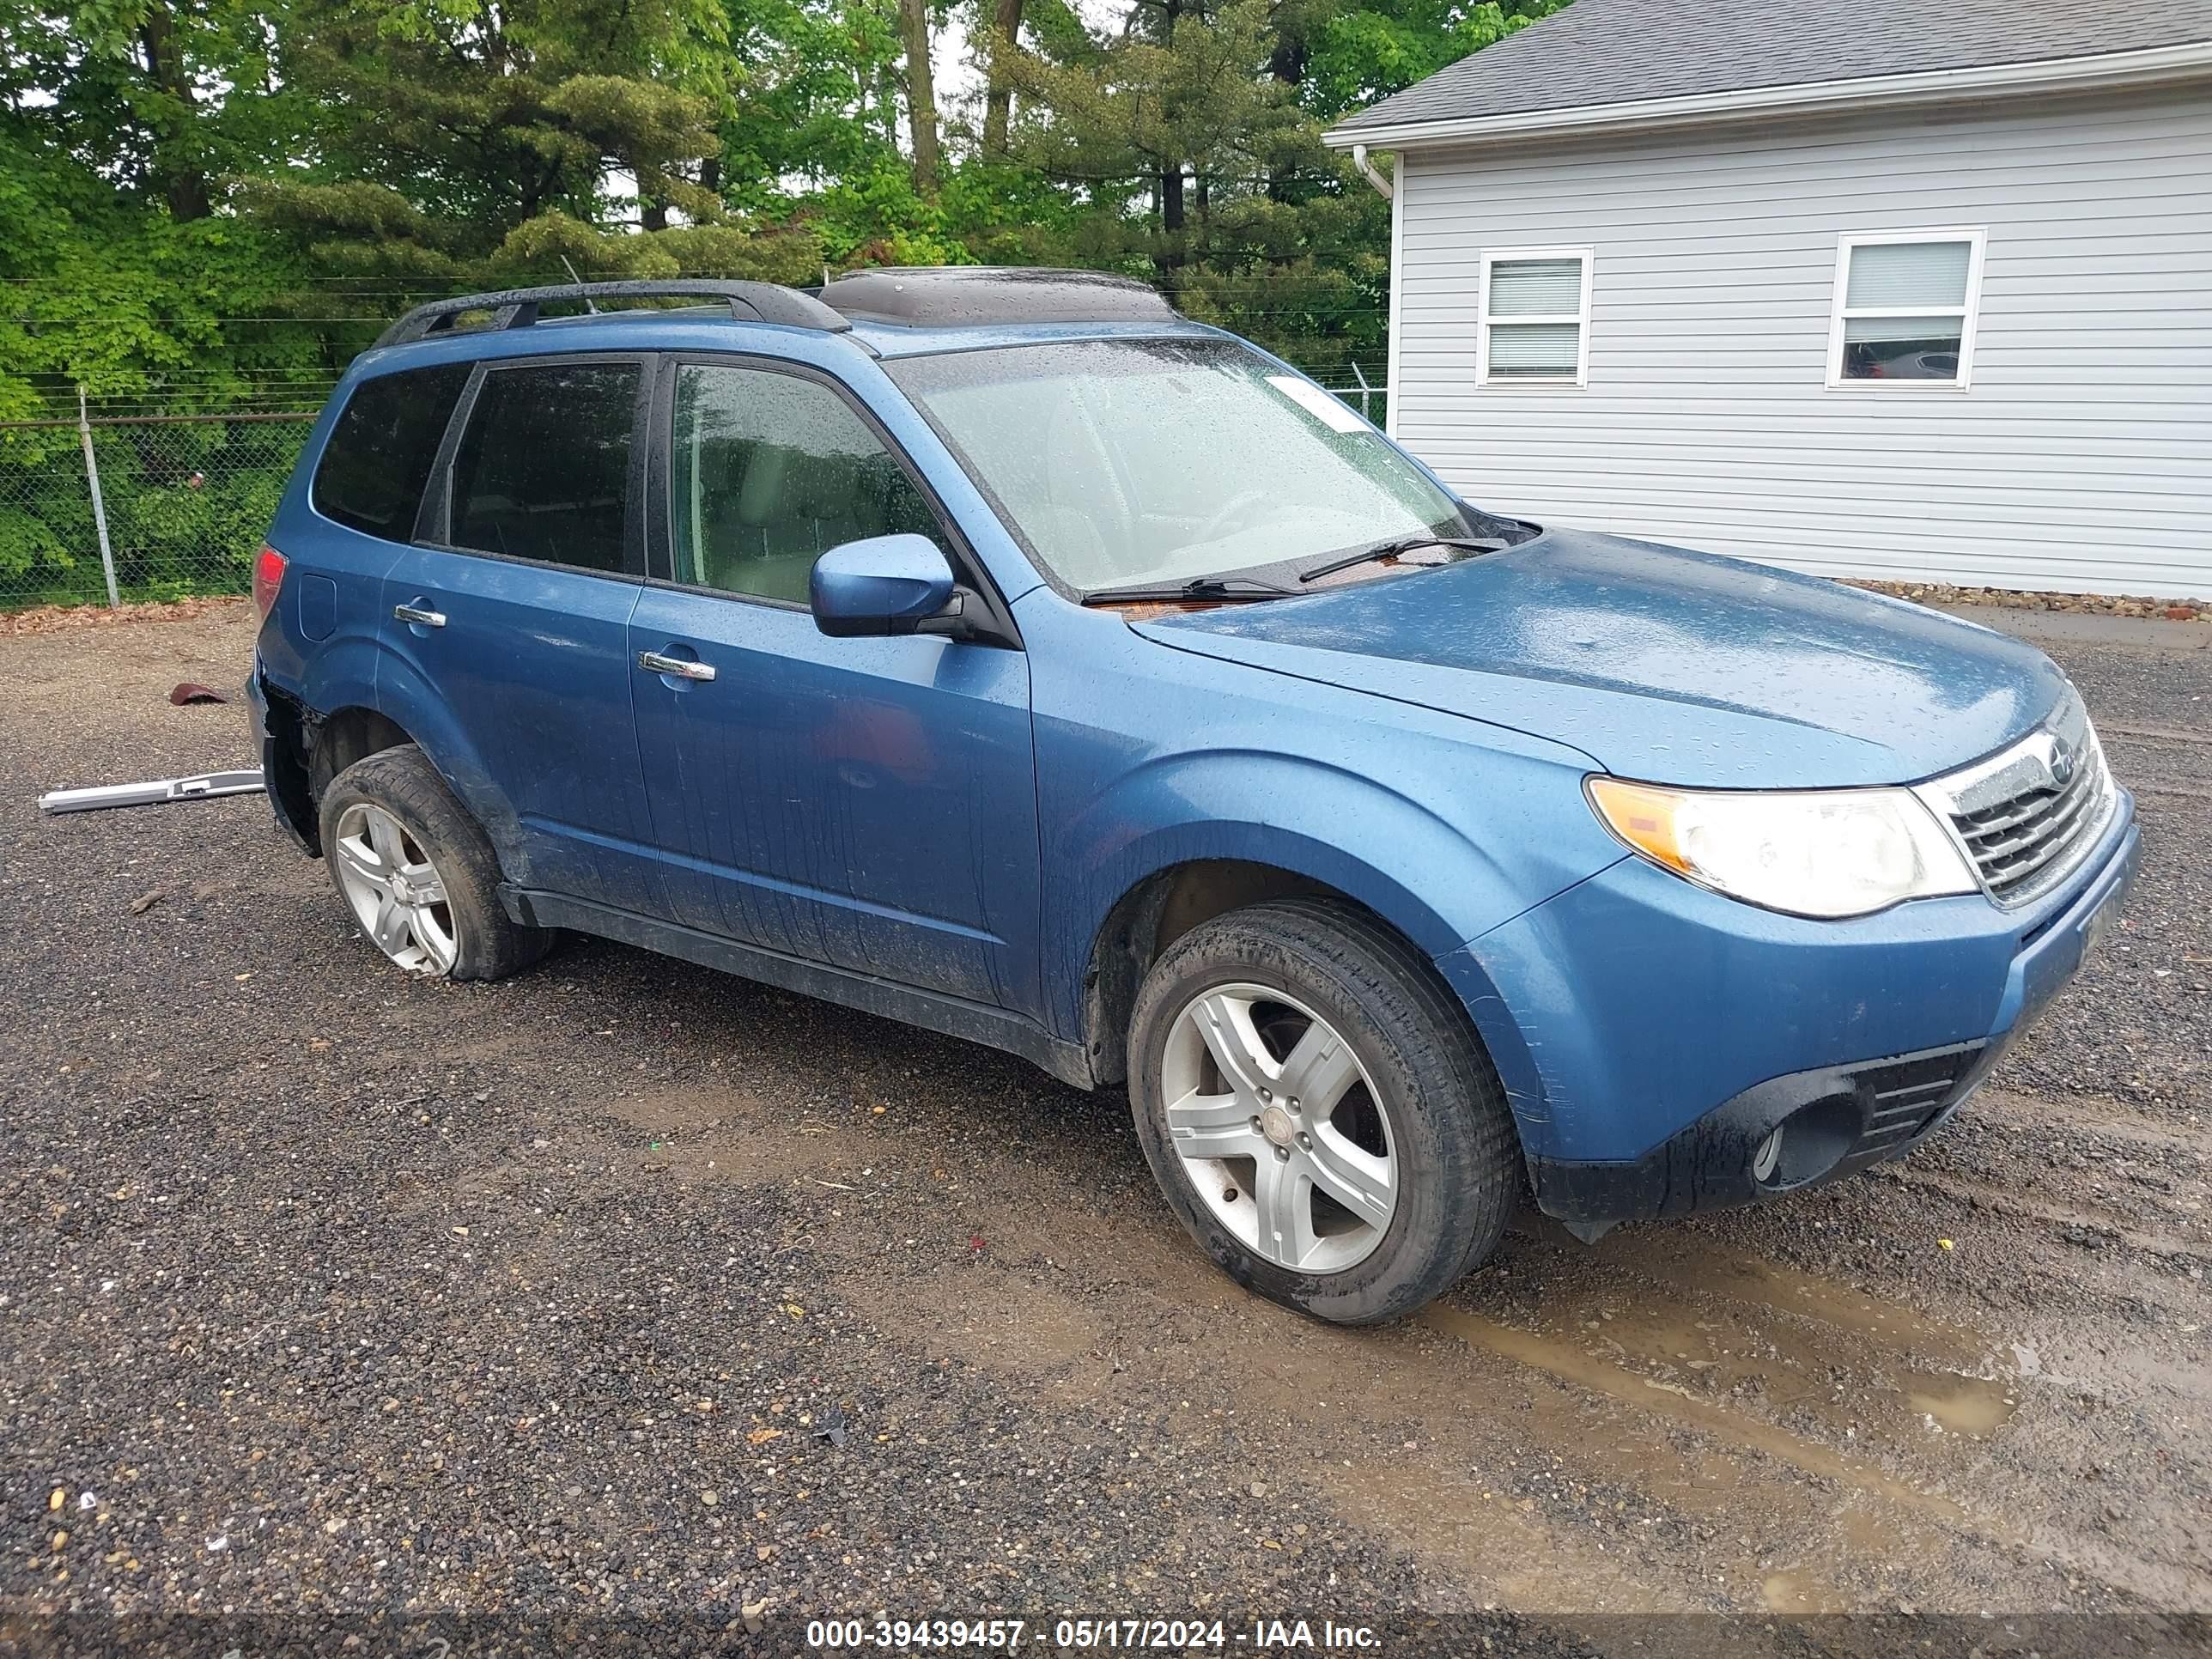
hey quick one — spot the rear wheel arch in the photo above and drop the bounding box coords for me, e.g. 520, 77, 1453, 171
367, 661, 525, 865
256, 696, 418, 859
310, 706, 416, 798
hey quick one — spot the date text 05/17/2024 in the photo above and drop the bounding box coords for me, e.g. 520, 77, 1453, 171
804, 1619, 1383, 1650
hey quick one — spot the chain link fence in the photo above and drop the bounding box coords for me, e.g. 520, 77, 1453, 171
0, 365, 1386, 615
0, 401, 320, 612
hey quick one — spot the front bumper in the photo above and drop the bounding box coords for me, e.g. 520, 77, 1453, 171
1441, 793, 2139, 1225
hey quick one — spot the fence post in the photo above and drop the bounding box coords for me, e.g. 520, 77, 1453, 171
76, 386, 120, 610
1349, 362, 1372, 423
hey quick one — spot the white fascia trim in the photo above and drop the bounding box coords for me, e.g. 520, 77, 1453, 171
1321, 37, 2212, 150
1384, 153, 1405, 438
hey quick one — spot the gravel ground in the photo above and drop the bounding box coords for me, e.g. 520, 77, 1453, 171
2, 601, 2208, 1656
1849, 581, 2209, 623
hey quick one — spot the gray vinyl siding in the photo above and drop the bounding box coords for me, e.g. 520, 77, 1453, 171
1391, 87, 2212, 599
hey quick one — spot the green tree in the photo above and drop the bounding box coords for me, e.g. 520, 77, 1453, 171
256, 0, 728, 254
4, 0, 300, 222
1300, 0, 1559, 124
1004, 0, 1311, 264
0, 0, 1567, 603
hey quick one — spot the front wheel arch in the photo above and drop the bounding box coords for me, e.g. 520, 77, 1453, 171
1079, 855, 1510, 1094
1084, 859, 1370, 1087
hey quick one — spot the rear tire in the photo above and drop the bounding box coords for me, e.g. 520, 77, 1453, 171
318, 744, 551, 982
1127, 898, 1519, 1324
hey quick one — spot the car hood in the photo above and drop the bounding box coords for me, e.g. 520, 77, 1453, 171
1133, 528, 2069, 789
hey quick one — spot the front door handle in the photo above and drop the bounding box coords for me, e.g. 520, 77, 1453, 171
637, 649, 716, 682
393, 602, 446, 628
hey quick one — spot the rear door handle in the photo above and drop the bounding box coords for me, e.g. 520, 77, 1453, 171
393, 602, 446, 628
637, 649, 716, 682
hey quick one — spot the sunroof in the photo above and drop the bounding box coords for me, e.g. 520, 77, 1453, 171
819, 267, 1180, 327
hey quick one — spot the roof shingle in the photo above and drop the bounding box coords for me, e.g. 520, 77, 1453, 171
1331, 0, 2212, 136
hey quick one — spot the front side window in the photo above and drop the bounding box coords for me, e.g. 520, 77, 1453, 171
670, 364, 940, 605
887, 339, 1475, 593
313, 362, 472, 541
1829, 231, 1985, 387
1479, 248, 1592, 386
448, 362, 641, 572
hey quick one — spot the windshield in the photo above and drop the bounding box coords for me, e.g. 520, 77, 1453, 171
886, 338, 1475, 592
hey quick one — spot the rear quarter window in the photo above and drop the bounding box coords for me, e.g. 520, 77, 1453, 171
313, 363, 473, 540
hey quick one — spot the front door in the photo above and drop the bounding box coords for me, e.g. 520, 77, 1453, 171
380, 355, 663, 915
627, 358, 1040, 1012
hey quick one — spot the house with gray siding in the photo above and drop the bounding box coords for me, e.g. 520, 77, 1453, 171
1326, 0, 2212, 600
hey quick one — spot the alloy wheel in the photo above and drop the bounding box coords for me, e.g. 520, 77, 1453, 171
1158, 981, 1397, 1273
330, 802, 459, 975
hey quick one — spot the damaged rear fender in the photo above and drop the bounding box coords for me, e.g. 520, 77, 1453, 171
354, 657, 522, 872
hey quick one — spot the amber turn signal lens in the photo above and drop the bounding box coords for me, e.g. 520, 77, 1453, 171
1584, 776, 1692, 875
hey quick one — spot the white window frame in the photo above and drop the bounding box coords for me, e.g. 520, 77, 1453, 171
1825, 228, 1988, 392
1477, 246, 1594, 388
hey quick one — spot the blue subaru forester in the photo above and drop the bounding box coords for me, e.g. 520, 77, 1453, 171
248, 268, 2139, 1323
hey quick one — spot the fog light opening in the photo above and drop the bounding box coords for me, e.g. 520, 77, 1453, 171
1751, 1126, 1784, 1185
1752, 1096, 1863, 1192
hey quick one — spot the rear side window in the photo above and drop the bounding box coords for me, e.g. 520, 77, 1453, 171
313, 363, 471, 540
448, 362, 641, 574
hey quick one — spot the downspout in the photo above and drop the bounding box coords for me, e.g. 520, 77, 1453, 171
1351, 143, 1393, 199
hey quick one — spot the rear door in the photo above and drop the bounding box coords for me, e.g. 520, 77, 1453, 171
626, 356, 1041, 1012
301, 362, 476, 651
380, 354, 663, 914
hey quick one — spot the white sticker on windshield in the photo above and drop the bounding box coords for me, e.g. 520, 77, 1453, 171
1265, 374, 1367, 434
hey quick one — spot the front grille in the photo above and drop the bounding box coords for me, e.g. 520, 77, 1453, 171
1950, 730, 2111, 902
1917, 693, 2118, 909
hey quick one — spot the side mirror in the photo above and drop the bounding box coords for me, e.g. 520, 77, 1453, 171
810, 534, 963, 639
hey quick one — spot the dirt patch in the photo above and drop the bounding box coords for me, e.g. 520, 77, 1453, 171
3, 603, 2209, 1630
2, 594, 253, 635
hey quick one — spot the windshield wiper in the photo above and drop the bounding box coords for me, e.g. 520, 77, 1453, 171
1084, 575, 1295, 605
1297, 534, 1506, 585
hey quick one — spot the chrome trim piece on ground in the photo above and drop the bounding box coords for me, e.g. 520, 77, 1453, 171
37, 769, 266, 815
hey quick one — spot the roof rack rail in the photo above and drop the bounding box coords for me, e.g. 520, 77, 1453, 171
374, 280, 851, 349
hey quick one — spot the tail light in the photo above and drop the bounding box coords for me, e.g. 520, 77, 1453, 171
252, 544, 288, 618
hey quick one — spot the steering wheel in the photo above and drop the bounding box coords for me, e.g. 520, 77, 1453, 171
1192, 487, 1276, 548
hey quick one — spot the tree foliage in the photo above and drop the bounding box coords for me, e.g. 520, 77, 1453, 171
0, 0, 1563, 409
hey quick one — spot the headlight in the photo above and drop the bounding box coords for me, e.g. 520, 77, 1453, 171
1585, 776, 1978, 919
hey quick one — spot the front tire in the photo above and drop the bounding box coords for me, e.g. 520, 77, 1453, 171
318, 744, 551, 982
1127, 899, 1519, 1324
